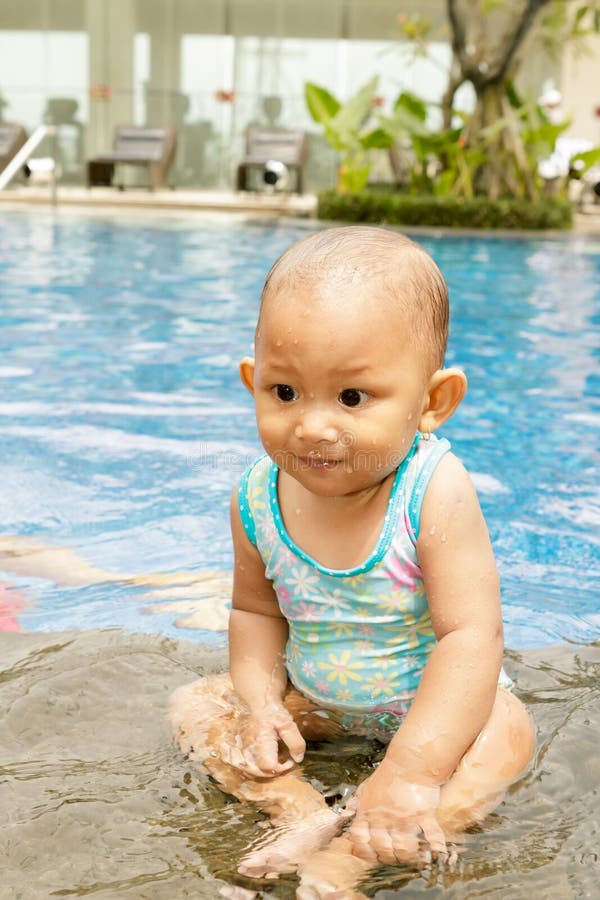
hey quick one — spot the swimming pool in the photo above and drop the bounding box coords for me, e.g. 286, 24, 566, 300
0, 210, 598, 648
2, 210, 600, 900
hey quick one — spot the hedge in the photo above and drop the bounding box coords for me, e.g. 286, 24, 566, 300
317, 189, 573, 230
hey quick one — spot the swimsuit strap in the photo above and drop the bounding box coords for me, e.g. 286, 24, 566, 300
237, 457, 261, 546
406, 436, 451, 541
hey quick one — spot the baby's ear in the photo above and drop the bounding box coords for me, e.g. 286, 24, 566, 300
239, 357, 256, 395
419, 368, 467, 433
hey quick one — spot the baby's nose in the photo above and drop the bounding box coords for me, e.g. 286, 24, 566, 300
295, 409, 338, 444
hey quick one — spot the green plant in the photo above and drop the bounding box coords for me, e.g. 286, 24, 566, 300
305, 77, 390, 193
377, 90, 493, 199
379, 82, 600, 202
397, 1, 600, 200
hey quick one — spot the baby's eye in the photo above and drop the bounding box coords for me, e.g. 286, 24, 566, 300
274, 384, 299, 402
338, 388, 369, 408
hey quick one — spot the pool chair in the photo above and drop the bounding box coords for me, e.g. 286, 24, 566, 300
0, 123, 27, 176
86, 126, 177, 190
236, 126, 308, 194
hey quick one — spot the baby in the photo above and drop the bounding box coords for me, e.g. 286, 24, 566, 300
169, 226, 535, 897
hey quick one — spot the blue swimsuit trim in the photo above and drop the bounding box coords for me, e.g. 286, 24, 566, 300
265, 434, 420, 578
406, 437, 451, 541
238, 435, 450, 555
238, 460, 258, 545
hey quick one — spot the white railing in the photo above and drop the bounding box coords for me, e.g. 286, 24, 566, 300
0, 125, 59, 202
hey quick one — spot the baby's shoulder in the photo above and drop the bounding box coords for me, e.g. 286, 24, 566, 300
419, 450, 485, 525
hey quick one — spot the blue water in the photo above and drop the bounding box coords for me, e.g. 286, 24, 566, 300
0, 210, 598, 648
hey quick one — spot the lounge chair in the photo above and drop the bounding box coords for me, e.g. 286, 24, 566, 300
0, 124, 27, 175
236, 126, 308, 194
86, 126, 177, 190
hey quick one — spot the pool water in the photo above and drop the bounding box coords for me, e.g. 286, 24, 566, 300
0, 211, 597, 647
1, 210, 600, 900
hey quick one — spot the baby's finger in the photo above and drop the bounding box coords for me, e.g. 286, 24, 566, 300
346, 818, 379, 862
249, 739, 278, 770
368, 825, 398, 866
246, 737, 299, 776
220, 737, 277, 777
389, 827, 421, 863
418, 814, 447, 857
275, 718, 306, 763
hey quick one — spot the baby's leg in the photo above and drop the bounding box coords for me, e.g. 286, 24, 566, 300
169, 675, 350, 878
298, 687, 534, 896
297, 836, 371, 900
436, 687, 535, 835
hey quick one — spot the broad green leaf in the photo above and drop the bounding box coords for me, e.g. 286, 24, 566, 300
359, 127, 393, 150
433, 169, 457, 196
571, 146, 600, 172
332, 76, 379, 136
379, 105, 431, 139
393, 91, 428, 121
305, 82, 340, 125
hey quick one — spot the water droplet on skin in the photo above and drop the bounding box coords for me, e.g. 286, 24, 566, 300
407, 412, 413, 420
293, 338, 298, 345
441, 533, 447, 543
295, 508, 301, 515
275, 339, 282, 347
429, 525, 437, 536
287, 327, 293, 333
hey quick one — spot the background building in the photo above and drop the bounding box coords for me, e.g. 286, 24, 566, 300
0, 0, 598, 191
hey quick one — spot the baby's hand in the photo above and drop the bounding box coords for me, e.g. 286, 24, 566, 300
220, 701, 306, 778
346, 760, 446, 866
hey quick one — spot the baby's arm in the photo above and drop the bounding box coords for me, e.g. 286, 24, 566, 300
225, 488, 306, 777
349, 452, 503, 859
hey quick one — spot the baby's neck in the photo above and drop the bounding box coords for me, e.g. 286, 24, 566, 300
278, 470, 396, 571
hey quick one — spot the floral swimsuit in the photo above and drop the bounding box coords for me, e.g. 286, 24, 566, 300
238, 434, 509, 743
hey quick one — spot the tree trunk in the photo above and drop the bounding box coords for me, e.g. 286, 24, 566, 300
445, 0, 552, 198
468, 82, 505, 199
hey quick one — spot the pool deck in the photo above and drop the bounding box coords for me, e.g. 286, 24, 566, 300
0, 185, 317, 218
1, 184, 600, 235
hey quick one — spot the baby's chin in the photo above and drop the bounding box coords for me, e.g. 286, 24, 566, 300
281, 462, 394, 498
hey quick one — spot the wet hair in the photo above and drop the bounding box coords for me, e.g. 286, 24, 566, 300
258, 225, 449, 372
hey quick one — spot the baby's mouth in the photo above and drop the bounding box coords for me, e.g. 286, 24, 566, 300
302, 451, 340, 469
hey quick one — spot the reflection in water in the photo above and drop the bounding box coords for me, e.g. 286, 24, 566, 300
2, 630, 599, 898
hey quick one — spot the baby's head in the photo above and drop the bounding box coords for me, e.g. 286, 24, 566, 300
257, 225, 449, 379
241, 225, 466, 493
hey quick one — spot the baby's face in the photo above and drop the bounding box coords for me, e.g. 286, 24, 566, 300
244, 280, 434, 498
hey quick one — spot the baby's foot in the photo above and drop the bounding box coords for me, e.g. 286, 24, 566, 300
238, 808, 351, 880
219, 886, 258, 899
297, 836, 371, 899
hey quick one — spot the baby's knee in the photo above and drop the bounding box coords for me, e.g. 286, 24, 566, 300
464, 688, 535, 782
493, 688, 535, 774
